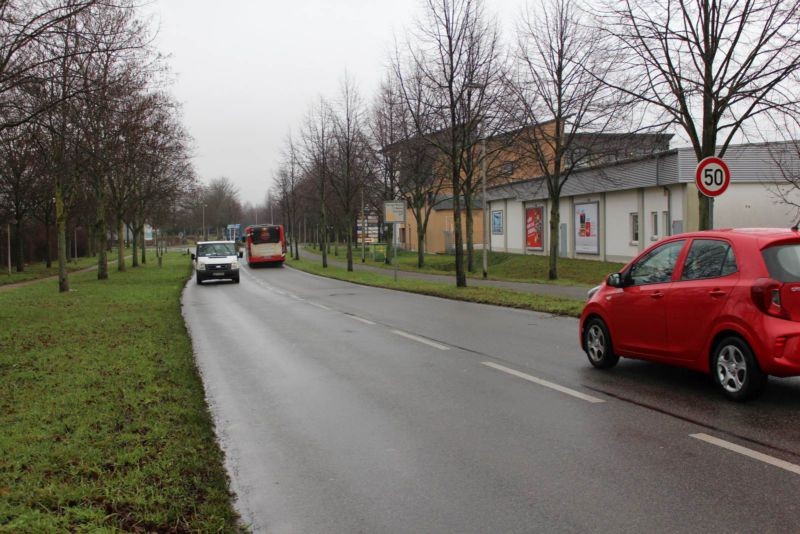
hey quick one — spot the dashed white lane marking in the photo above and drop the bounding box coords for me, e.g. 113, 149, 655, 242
346, 315, 376, 325
481, 362, 605, 404
690, 433, 800, 476
391, 330, 450, 351
309, 302, 331, 311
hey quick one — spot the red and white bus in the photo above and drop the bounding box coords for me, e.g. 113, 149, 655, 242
244, 224, 286, 266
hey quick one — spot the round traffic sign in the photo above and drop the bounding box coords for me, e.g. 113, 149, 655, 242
695, 156, 731, 197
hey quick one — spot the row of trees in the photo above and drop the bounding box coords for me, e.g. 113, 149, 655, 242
0, 0, 197, 291
274, 0, 800, 286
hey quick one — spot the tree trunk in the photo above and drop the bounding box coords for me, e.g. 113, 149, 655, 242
141, 227, 147, 265
346, 217, 354, 272
117, 217, 126, 272
384, 223, 393, 265
465, 198, 475, 273
131, 225, 139, 268
548, 203, 560, 280
95, 199, 108, 280
417, 222, 426, 269
56, 187, 69, 292
14, 219, 23, 272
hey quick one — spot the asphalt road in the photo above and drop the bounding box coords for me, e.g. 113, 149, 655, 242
183, 263, 800, 533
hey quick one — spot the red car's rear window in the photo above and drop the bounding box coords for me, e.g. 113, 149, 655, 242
762, 243, 800, 282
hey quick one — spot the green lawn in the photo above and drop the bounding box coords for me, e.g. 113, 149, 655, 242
306, 244, 624, 287
0, 257, 99, 287
0, 253, 241, 532
288, 257, 584, 318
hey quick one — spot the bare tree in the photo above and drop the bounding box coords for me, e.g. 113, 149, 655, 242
510, 0, 630, 279
300, 98, 334, 268
0, 0, 97, 131
600, 0, 800, 230
396, 0, 501, 287
327, 74, 372, 272
377, 68, 447, 268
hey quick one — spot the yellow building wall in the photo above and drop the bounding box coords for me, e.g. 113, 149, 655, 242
404, 208, 485, 254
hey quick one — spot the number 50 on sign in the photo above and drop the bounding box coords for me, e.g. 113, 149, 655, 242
695, 156, 731, 197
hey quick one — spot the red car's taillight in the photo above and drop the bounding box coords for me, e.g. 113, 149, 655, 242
751, 278, 789, 319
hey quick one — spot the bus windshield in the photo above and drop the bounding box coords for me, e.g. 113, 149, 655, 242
251, 227, 281, 244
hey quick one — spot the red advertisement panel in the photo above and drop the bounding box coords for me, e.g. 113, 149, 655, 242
526, 207, 543, 249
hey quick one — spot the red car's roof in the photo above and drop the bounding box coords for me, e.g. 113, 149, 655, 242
679, 228, 800, 247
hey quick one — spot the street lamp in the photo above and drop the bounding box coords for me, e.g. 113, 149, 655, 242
201, 204, 207, 241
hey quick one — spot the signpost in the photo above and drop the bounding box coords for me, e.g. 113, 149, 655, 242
384, 201, 406, 281
695, 156, 731, 229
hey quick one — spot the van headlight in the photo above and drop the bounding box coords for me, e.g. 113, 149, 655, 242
231, 261, 239, 270
197, 262, 206, 271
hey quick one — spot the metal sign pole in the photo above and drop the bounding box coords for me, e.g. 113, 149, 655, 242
710, 197, 714, 230
393, 223, 398, 281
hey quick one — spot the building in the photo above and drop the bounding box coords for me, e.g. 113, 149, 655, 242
486, 142, 800, 263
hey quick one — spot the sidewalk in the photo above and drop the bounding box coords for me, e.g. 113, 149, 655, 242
298, 248, 590, 300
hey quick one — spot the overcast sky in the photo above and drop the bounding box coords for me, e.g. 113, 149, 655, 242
147, 0, 525, 205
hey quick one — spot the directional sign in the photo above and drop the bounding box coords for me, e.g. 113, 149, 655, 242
384, 201, 406, 224
695, 157, 731, 197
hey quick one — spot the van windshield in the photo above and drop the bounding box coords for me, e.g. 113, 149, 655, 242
762, 244, 800, 282
197, 243, 235, 257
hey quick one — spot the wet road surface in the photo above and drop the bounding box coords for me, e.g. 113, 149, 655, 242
182, 263, 800, 533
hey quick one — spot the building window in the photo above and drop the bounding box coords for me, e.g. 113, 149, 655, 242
651, 211, 658, 240
630, 213, 639, 244
500, 161, 514, 176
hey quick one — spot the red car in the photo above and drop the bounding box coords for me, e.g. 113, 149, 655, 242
580, 228, 800, 401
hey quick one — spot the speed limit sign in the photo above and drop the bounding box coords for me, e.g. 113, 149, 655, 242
695, 157, 731, 197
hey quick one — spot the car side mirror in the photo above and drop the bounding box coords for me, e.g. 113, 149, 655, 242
238, 251, 243, 258
191, 253, 195, 260
607, 273, 622, 288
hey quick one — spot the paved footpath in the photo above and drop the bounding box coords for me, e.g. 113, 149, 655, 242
298, 248, 591, 300
0, 256, 132, 292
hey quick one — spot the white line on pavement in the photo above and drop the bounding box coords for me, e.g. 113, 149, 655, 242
346, 315, 376, 325
391, 330, 450, 351
309, 302, 331, 311
481, 362, 605, 404
690, 433, 800, 476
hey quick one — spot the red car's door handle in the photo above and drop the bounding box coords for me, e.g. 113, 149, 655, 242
709, 289, 726, 297
650, 291, 664, 299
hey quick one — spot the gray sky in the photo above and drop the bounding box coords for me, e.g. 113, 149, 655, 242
148, 0, 524, 205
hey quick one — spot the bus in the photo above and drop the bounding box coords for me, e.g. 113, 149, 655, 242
244, 224, 286, 266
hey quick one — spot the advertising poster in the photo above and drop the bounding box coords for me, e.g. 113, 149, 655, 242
526, 206, 544, 249
575, 202, 599, 254
491, 210, 504, 235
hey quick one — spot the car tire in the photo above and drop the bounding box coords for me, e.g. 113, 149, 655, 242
233, 275, 240, 284
712, 336, 767, 402
583, 317, 619, 369
196, 274, 203, 285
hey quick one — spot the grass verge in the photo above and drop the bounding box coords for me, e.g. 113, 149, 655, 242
304, 245, 623, 287
0, 252, 241, 532
289, 257, 584, 318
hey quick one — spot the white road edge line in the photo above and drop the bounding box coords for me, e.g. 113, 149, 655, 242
391, 330, 450, 351
347, 315, 376, 325
481, 362, 605, 404
309, 302, 331, 311
690, 433, 800, 476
